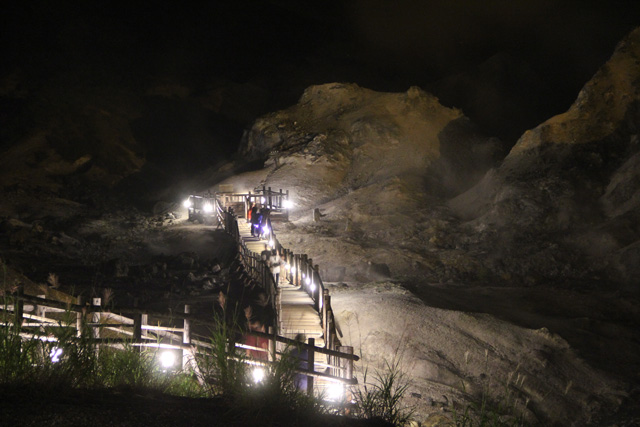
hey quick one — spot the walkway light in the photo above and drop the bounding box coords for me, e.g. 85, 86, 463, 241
182, 198, 192, 208
160, 350, 177, 369
269, 239, 274, 248
285, 263, 290, 271
252, 367, 265, 383
309, 282, 316, 293
261, 197, 266, 204
326, 382, 344, 402
291, 266, 296, 274
283, 199, 293, 209
203, 202, 213, 213
263, 225, 270, 234
50, 346, 63, 363
305, 277, 311, 286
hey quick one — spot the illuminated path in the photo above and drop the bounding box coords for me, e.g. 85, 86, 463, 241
236, 221, 325, 347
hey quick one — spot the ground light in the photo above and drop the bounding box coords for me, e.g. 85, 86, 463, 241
50, 346, 63, 363
283, 200, 294, 209
182, 198, 192, 208
159, 350, 177, 369
326, 382, 344, 402
252, 367, 265, 383
203, 202, 213, 213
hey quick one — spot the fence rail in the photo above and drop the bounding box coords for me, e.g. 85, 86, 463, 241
215, 190, 353, 392
2, 285, 357, 392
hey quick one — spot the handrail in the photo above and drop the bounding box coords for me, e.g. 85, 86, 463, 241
214, 192, 344, 365
3, 287, 358, 389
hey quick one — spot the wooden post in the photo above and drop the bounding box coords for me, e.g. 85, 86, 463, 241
307, 337, 315, 395
313, 265, 320, 311
341, 346, 354, 380
13, 284, 24, 333
285, 190, 290, 221
322, 291, 330, 348
133, 298, 142, 350
327, 315, 334, 376
268, 326, 276, 362
141, 314, 149, 338
268, 186, 272, 207
183, 304, 191, 369
307, 258, 313, 298
92, 312, 101, 339
76, 295, 84, 337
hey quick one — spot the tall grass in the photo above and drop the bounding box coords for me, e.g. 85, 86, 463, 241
0, 284, 338, 423
451, 357, 529, 427
350, 358, 415, 426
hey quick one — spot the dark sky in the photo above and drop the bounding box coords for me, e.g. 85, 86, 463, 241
2, 0, 640, 140
4, 1, 639, 84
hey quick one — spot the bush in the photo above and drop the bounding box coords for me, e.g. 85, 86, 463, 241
351, 358, 415, 426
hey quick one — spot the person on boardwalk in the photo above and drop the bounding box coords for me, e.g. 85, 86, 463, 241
244, 306, 269, 360
247, 201, 254, 224
259, 208, 271, 239
269, 248, 281, 285
290, 333, 309, 391
261, 244, 271, 263
250, 206, 261, 237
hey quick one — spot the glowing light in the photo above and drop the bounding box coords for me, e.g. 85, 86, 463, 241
291, 266, 296, 274
252, 367, 265, 383
269, 239, 274, 248
183, 198, 192, 208
309, 283, 316, 292
160, 351, 176, 369
302, 273, 306, 279
283, 199, 293, 209
262, 225, 270, 234
50, 347, 63, 363
285, 263, 290, 271
305, 277, 311, 286
261, 197, 266, 204
203, 203, 213, 213
326, 382, 344, 401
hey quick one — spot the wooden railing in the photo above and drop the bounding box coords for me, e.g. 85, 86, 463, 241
1, 195, 357, 396
215, 193, 350, 391
215, 186, 290, 222
1, 287, 358, 391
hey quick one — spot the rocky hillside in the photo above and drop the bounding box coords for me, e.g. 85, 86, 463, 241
450, 26, 640, 288
218, 28, 640, 425
230, 28, 640, 290
231, 83, 502, 282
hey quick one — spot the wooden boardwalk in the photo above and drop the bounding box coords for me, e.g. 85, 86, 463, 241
236, 221, 324, 347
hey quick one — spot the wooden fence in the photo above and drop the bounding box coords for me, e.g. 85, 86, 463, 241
215, 193, 353, 394
2, 260, 357, 396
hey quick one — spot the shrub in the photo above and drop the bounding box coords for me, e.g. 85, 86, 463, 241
351, 358, 415, 426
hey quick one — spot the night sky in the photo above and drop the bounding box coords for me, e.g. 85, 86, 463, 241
3, 1, 640, 152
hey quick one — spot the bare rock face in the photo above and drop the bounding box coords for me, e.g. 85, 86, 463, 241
450, 27, 640, 287
222, 30, 640, 425
227, 83, 502, 281
239, 82, 501, 205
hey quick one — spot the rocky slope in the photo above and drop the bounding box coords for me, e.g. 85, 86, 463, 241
218, 28, 640, 425
234, 83, 502, 283
450, 26, 640, 288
